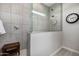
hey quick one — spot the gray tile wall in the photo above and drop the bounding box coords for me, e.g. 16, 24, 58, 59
32, 3, 49, 32
49, 3, 62, 31
0, 3, 32, 50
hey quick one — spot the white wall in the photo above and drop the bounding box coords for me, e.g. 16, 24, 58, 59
63, 3, 79, 51
30, 32, 62, 56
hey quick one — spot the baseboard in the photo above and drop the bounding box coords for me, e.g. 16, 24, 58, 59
49, 47, 62, 56
49, 46, 79, 56
62, 46, 79, 54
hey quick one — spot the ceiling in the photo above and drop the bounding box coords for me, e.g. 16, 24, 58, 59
42, 3, 55, 7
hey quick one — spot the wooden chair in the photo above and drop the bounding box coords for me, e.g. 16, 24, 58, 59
1, 42, 20, 56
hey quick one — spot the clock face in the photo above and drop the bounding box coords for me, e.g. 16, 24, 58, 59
66, 13, 79, 24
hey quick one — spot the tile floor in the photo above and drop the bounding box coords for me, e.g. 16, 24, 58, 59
54, 48, 79, 56
20, 49, 27, 56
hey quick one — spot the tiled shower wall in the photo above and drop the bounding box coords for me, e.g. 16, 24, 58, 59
32, 3, 49, 32
0, 3, 32, 50
49, 3, 62, 31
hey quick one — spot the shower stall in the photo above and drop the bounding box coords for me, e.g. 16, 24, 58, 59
30, 3, 62, 56
0, 3, 32, 56
0, 3, 79, 56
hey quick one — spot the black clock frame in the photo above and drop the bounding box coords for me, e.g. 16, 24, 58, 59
66, 13, 79, 24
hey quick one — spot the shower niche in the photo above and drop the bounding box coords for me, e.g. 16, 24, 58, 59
32, 3, 62, 32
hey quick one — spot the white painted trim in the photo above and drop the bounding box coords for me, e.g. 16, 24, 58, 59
49, 47, 62, 56
49, 46, 79, 56
62, 47, 79, 54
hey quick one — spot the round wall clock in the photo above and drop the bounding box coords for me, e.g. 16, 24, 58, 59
66, 13, 79, 24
